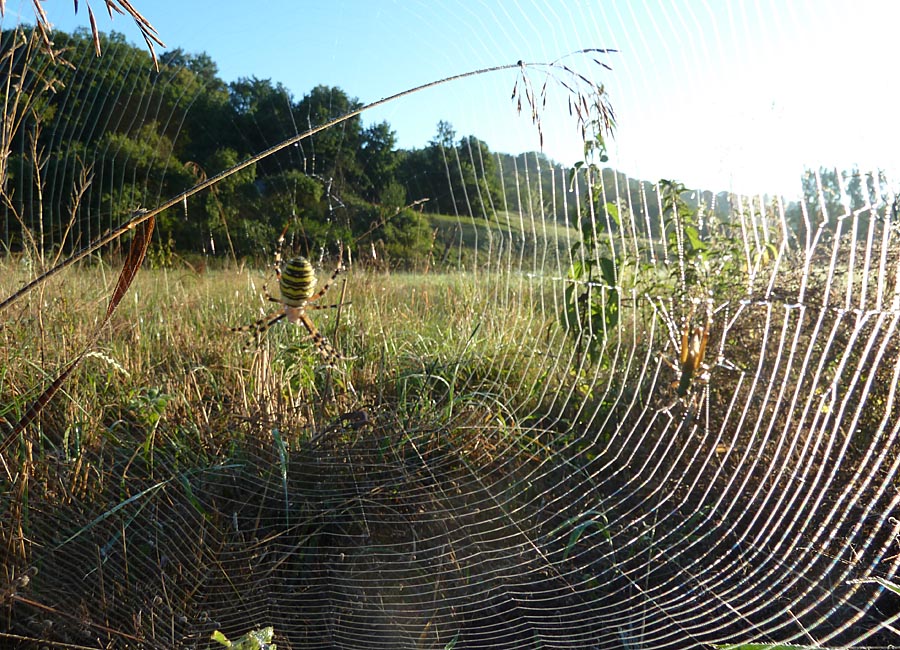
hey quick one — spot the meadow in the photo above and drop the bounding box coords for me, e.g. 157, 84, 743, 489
1, 255, 631, 645
6, 210, 900, 649
0, 257, 578, 444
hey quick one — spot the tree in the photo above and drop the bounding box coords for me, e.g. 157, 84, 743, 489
358, 121, 399, 202
381, 206, 434, 269
160, 48, 231, 164
431, 120, 456, 149
293, 85, 365, 196
227, 77, 302, 175
97, 122, 193, 246
400, 124, 503, 217
256, 169, 332, 253
453, 134, 502, 217
199, 147, 258, 258
159, 49, 225, 93
785, 167, 891, 248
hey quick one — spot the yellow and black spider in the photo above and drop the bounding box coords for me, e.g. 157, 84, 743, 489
654, 297, 714, 401
673, 301, 711, 398
232, 235, 348, 363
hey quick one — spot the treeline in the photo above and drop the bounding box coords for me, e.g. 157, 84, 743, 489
0, 26, 730, 269
0, 27, 532, 267
1, 27, 889, 270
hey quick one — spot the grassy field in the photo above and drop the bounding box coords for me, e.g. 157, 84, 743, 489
0, 255, 631, 644
3, 238, 898, 646
428, 210, 582, 265
0, 259, 584, 445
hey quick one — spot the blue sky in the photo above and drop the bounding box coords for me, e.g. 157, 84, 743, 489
11, 0, 900, 198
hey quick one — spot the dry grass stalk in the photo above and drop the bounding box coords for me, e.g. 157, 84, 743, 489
0, 1, 165, 69
0, 213, 156, 462
94, 0, 165, 69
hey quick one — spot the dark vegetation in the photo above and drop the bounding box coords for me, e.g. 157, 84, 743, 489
0, 27, 514, 269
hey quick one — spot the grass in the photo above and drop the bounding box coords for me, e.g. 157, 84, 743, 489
0, 256, 626, 646
0, 40, 830, 646
3, 228, 897, 647
428, 210, 582, 265
0, 259, 573, 442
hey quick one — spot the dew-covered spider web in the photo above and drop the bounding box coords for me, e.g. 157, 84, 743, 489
2, 2, 900, 649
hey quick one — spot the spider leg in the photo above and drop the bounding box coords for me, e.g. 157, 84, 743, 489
306, 243, 346, 305
261, 225, 290, 303
304, 302, 348, 312
230, 310, 288, 349
274, 224, 289, 273
261, 311, 288, 333
264, 283, 280, 303
295, 310, 342, 364
230, 310, 286, 334
262, 248, 285, 304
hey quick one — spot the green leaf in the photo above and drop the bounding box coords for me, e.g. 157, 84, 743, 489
180, 474, 209, 520
852, 576, 900, 596
683, 224, 707, 252
604, 202, 620, 229
604, 290, 619, 329
567, 260, 586, 281
598, 256, 616, 286
568, 163, 583, 191
562, 515, 611, 559
273, 428, 290, 528
223, 626, 275, 649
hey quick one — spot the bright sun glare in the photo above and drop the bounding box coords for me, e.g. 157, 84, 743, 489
32, 0, 900, 198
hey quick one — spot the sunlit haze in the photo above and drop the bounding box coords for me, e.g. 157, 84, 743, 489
26, 0, 900, 198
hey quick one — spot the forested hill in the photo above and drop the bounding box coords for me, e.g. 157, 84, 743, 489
2, 26, 862, 268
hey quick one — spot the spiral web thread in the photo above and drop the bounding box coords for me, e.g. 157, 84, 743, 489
2, 7, 900, 650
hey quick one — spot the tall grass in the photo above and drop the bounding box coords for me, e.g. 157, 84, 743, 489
0, 40, 632, 646
1, 258, 606, 643
0, 258, 587, 458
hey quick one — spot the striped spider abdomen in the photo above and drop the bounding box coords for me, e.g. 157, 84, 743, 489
279, 256, 316, 307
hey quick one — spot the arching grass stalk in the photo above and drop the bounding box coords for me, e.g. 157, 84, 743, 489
0, 51, 615, 316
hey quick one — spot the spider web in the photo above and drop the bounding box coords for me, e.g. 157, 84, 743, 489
2, 2, 900, 649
